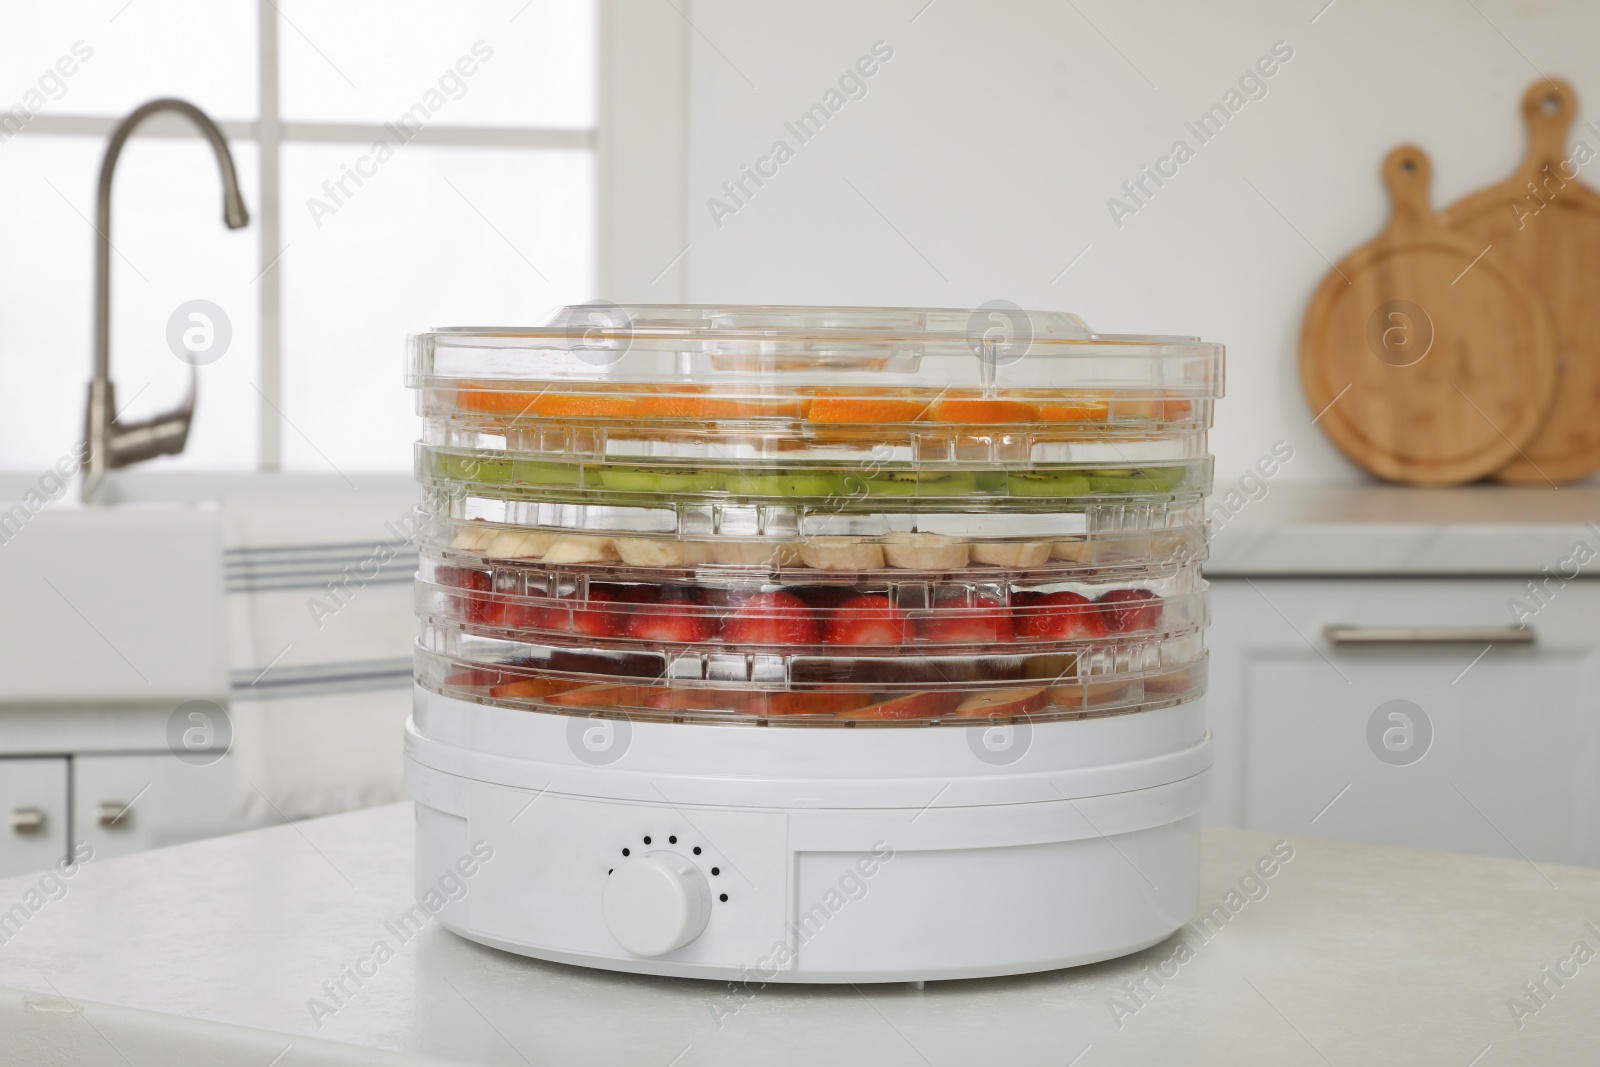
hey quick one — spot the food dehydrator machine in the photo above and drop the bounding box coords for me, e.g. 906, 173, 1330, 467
404, 304, 1223, 982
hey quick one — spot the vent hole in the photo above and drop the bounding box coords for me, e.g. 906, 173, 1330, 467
693, 846, 701, 855
711, 867, 720, 876
621, 848, 630, 857
719, 893, 729, 903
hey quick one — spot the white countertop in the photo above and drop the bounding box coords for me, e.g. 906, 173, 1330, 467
3, 803, 1598, 1065
1205, 484, 1600, 576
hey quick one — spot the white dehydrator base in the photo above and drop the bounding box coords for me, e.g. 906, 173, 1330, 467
406, 687, 1210, 984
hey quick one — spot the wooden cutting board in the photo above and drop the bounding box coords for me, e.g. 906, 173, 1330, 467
1299, 145, 1557, 485
1441, 78, 1600, 485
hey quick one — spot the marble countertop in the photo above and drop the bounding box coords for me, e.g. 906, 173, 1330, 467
1204, 484, 1600, 576
2, 802, 1597, 1065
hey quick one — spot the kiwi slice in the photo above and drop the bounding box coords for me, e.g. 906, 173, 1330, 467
510, 460, 580, 487
597, 465, 725, 493
436, 452, 514, 484
1086, 467, 1186, 494
1007, 470, 1092, 497
860, 470, 981, 496
727, 470, 847, 497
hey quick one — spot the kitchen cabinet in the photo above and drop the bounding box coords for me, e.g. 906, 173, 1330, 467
0, 757, 68, 877
72, 753, 237, 863
1206, 577, 1600, 866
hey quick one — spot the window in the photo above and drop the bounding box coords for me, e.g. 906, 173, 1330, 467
0, 0, 597, 474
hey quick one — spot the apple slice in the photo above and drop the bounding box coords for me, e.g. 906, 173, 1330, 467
487, 677, 585, 700
839, 691, 963, 720
542, 684, 644, 708
734, 691, 875, 716
954, 687, 1049, 718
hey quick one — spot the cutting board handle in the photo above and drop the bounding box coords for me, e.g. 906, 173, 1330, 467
1383, 145, 1435, 231
1520, 77, 1578, 170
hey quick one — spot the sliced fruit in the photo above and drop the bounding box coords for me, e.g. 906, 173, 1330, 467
798, 538, 886, 571
1006, 470, 1093, 498
970, 542, 1052, 567
614, 537, 693, 567
445, 666, 509, 688
528, 393, 640, 419
823, 595, 908, 645
436, 566, 494, 624
954, 687, 1049, 717
928, 398, 1039, 423
597, 465, 725, 493
488, 677, 586, 700
1036, 400, 1110, 422
448, 524, 498, 552
1143, 666, 1194, 695
639, 688, 742, 711
1047, 680, 1134, 708
726, 470, 846, 497
1097, 588, 1163, 633
1049, 541, 1096, 564
858, 470, 980, 497
624, 602, 720, 642
1013, 590, 1108, 640
454, 384, 541, 414
882, 533, 970, 570
435, 452, 514, 484
509, 460, 581, 487
916, 591, 1014, 644
540, 587, 630, 638
486, 530, 558, 560
543, 684, 644, 708
637, 395, 808, 419
542, 535, 621, 564
1086, 467, 1185, 493
734, 691, 875, 716
793, 585, 864, 611
710, 542, 801, 567
723, 591, 821, 645
1159, 397, 1194, 421
839, 691, 964, 720
806, 396, 933, 424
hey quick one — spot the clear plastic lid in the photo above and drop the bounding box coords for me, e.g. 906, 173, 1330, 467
408, 304, 1225, 420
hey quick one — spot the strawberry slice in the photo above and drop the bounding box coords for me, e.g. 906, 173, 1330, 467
722, 591, 821, 645
823, 595, 908, 645
437, 565, 494, 624
541, 587, 631, 638
1096, 588, 1163, 633
625, 602, 721, 642
1014, 590, 1108, 640
915, 591, 1014, 644
839, 691, 962, 720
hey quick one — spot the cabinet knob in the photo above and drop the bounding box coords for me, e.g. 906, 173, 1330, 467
98, 802, 131, 828
10, 808, 45, 835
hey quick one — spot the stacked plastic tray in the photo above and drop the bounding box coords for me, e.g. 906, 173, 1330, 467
409, 304, 1223, 727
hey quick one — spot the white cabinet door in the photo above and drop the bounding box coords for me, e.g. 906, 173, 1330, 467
0, 757, 68, 876
73, 753, 238, 862
1207, 579, 1600, 867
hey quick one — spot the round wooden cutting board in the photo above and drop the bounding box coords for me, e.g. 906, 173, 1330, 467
1299, 145, 1557, 485
1441, 78, 1600, 484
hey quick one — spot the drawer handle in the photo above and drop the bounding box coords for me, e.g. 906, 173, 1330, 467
98, 802, 132, 828
1324, 625, 1535, 645
10, 807, 45, 835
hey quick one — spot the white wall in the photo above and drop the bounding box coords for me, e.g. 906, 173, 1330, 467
605, 0, 1600, 488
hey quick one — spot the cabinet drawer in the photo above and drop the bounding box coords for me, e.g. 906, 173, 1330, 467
1208, 578, 1600, 867
0, 757, 68, 877
74, 753, 238, 862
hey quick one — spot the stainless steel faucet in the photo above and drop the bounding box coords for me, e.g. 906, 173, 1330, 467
81, 98, 250, 502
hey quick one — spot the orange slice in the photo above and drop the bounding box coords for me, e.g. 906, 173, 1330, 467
528, 394, 639, 419
928, 399, 1039, 424
455, 383, 542, 414
807, 396, 933, 424
1036, 400, 1110, 422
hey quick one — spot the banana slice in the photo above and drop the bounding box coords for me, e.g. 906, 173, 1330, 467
614, 537, 690, 567
485, 530, 558, 560
541, 535, 621, 564
971, 541, 1051, 567
1049, 540, 1096, 564
681, 541, 718, 564
450, 523, 498, 553
798, 537, 885, 571
710, 542, 800, 567
883, 532, 970, 570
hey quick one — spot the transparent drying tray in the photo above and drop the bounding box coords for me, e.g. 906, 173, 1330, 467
418, 445, 1212, 504
420, 412, 1214, 465
408, 305, 1225, 433
425, 513, 1208, 576
420, 552, 1206, 651
414, 644, 1208, 727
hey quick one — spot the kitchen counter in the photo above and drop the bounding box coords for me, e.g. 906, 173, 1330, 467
2, 804, 1597, 1065
1205, 483, 1600, 575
